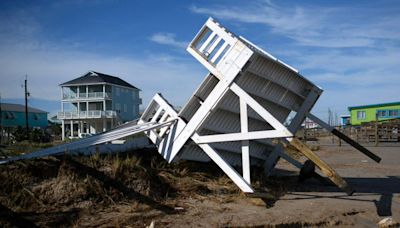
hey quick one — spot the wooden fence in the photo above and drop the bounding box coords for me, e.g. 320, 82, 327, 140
300, 119, 400, 145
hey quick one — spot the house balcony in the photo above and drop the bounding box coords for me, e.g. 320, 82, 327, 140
62, 92, 112, 100
58, 110, 117, 119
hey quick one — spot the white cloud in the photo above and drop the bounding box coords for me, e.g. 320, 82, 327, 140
190, 1, 400, 118
314, 84, 400, 117
149, 33, 187, 48
190, 2, 398, 48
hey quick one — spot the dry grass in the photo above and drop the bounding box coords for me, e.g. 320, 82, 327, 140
0, 148, 290, 227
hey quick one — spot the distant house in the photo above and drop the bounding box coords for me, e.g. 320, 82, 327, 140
348, 101, 400, 125
340, 115, 350, 126
58, 71, 141, 140
302, 117, 319, 129
0, 103, 48, 128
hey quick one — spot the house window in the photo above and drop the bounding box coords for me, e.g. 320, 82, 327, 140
34, 114, 39, 120
357, 111, 366, 120
377, 110, 385, 118
115, 103, 121, 113
378, 109, 400, 118
124, 104, 127, 113
116, 87, 120, 96
4, 112, 15, 120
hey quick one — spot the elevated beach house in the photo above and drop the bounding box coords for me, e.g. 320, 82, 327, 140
58, 71, 141, 140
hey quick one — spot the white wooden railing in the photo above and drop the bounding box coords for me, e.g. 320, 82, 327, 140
63, 92, 111, 100
58, 110, 117, 119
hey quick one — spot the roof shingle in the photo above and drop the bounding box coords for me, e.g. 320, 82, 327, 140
1, 103, 47, 113
60, 71, 139, 89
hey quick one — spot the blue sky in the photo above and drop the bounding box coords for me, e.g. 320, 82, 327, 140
0, 0, 399, 120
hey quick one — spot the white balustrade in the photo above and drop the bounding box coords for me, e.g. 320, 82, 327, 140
57, 110, 117, 119
62, 92, 111, 100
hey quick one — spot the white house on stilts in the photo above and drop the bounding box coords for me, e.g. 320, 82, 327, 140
58, 71, 141, 140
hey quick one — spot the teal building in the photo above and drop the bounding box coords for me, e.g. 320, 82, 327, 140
0, 103, 48, 128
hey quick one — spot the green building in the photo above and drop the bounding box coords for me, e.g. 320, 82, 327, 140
348, 101, 400, 125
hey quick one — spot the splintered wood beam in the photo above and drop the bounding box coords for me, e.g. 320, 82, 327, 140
288, 138, 354, 196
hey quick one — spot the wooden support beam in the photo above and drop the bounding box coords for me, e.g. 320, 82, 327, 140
240, 97, 251, 184
196, 140, 254, 193
307, 113, 381, 163
331, 129, 381, 163
288, 138, 354, 196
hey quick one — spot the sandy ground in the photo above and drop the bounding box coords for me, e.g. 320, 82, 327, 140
0, 141, 399, 227
155, 143, 400, 227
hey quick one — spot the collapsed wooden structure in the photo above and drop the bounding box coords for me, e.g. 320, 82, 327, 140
0, 18, 381, 195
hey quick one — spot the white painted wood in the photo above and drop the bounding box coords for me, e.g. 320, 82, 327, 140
160, 112, 170, 123
205, 36, 223, 57
150, 107, 163, 122
1, 119, 178, 164
210, 41, 229, 63
158, 112, 171, 137
205, 18, 236, 44
194, 134, 254, 193
239, 36, 278, 62
240, 97, 250, 183
194, 130, 292, 144
61, 120, 65, 141
198, 31, 217, 53
70, 121, 73, 137
158, 116, 172, 138
168, 45, 253, 163
230, 83, 293, 137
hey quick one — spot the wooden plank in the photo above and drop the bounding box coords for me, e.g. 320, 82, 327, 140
331, 129, 381, 163
308, 113, 381, 163
288, 138, 354, 196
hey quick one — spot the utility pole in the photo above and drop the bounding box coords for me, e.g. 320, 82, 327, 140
327, 108, 332, 126
328, 108, 334, 143
24, 75, 30, 140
